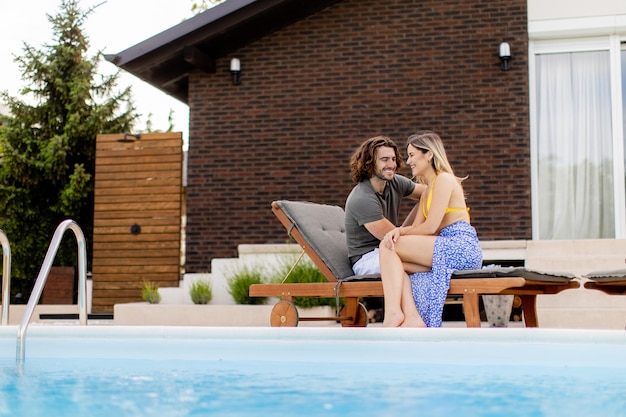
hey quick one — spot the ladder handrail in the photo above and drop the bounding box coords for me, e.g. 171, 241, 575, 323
16, 220, 88, 362
0, 230, 11, 325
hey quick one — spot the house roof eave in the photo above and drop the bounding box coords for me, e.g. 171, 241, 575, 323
105, 0, 343, 103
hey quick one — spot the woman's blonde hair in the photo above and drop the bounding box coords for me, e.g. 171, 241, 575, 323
406, 130, 466, 184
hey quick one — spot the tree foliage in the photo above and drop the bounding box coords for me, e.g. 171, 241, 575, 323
191, 0, 224, 14
0, 0, 137, 301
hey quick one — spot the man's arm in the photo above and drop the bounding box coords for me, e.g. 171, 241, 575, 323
408, 183, 427, 200
364, 218, 397, 241
359, 180, 426, 241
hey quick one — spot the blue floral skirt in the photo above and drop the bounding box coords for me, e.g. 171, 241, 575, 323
409, 221, 482, 327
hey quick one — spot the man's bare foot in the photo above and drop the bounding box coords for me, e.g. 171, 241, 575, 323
382, 311, 404, 327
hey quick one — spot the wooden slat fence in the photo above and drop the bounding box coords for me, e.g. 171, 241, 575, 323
91, 132, 183, 313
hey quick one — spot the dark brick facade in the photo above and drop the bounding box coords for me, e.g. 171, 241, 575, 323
186, 0, 530, 272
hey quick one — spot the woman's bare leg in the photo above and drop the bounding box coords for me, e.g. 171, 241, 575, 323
379, 243, 406, 327
392, 235, 437, 268
399, 273, 426, 327
380, 234, 437, 327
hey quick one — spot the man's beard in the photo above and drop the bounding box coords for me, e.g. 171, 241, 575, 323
375, 169, 395, 181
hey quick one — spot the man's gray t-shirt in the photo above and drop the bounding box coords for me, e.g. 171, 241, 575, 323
345, 175, 416, 265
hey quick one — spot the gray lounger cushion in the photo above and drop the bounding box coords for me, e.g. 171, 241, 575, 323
277, 200, 356, 280
582, 269, 626, 282
452, 267, 576, 282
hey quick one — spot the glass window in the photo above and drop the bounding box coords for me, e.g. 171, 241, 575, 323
534, 50, 614, 239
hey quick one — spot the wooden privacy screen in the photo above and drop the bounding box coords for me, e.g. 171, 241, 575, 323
91, 132, 183, 313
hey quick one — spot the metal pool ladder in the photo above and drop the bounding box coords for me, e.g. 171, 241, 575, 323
16, 220, 88, 362
0, 230, 11, 326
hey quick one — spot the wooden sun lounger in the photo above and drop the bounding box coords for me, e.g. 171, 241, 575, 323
249, 200, 579, 327
583, 270, 626, 295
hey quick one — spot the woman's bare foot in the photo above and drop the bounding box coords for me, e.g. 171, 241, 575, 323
400, 317, 426, 328
382, 311, 404, 327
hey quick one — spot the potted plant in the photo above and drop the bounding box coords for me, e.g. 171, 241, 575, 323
141, 281, 161, 304
227, 265, 268, 305
189, 279, 213, 304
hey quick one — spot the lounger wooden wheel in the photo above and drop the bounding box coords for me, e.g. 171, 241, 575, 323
339, 302, 368, 327
270, 300, 299, 327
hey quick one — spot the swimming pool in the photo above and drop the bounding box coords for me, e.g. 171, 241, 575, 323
1, 326, 625, 417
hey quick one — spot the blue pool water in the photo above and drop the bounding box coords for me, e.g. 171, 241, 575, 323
1, 326, 625, 417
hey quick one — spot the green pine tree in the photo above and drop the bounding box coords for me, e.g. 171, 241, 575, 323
0, 0, 137, 301
191, 0, 224, 14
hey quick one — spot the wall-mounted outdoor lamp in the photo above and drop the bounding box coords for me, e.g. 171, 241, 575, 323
230, 58, 241, 85
499, 42, 511, 71
117, 133, 141, 143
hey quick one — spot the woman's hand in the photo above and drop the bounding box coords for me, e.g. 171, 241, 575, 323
382, 227, 401, 250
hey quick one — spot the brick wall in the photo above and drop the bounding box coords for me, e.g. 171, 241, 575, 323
186, 0, 530, 272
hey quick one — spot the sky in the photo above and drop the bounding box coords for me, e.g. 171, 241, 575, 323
0, 0, 196, 146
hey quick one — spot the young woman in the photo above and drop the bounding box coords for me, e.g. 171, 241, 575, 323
379, 130, 482, 327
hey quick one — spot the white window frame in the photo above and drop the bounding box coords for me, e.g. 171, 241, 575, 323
529, 17, 626, 239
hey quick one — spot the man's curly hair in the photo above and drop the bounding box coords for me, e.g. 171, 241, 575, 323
349, 136, 404, 183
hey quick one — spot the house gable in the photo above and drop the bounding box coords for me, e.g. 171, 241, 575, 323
104, 0, 343, 102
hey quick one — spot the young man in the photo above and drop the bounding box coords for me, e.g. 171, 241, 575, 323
345, 135, 424, 275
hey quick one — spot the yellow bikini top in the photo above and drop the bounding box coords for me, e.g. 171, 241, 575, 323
422, 175, 470, 221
